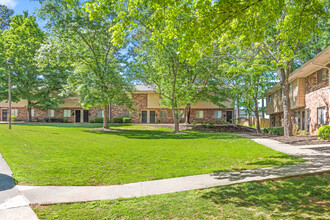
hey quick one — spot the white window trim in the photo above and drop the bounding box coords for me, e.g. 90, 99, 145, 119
195, 111, 204, 119
48, 110, 55, 118
160, 110, 167, 119
64, 110, 71, 118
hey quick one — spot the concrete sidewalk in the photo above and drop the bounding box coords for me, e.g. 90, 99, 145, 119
0, 154, 38, 220
1, 135, 329, 219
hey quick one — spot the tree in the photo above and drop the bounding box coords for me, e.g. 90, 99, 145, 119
38, 0, 133, 129
215, 0, 327, 136
0, 12, 66, 121
0, 4, 14, 31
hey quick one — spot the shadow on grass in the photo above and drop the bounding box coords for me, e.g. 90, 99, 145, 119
201, 174, 330, 219
82, 129, 242, 140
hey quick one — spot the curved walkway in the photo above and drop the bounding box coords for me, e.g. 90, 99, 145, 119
1, 135, 329, 220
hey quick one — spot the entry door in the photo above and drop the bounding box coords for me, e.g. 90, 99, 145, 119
75, 110, 81, 123
226, 111, 233, 123
83, 110, 89, 123
2, 109, 7, 121
150, 111, 156, 124
142, 111, 147, 123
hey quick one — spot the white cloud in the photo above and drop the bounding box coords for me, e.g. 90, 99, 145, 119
0, 0, 18, 8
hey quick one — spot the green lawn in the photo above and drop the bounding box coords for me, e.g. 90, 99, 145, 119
0, 123, 304, 186
34, 174, 330, 219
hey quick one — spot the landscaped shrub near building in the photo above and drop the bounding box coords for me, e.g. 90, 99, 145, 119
123, 118, 132, 123
11, 116, 17, 121
269, 127, 284, 136
49, 118, 64, 123
63, 118, 69, 123
318, 125, 330, 140
217, 119, 230, 124
113, 118, 123, 123
192, 121, 198, 125
201, 122, 208, 128
89, 119, 95, 123
206, 122, 215, 128
94, 118, 103, 123
262, 127, 269, 133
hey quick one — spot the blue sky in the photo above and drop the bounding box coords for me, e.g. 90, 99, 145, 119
0, 0, 43, 25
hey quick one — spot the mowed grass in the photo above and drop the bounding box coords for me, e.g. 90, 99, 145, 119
0, 123, 304, 186
34, 174, 330, 219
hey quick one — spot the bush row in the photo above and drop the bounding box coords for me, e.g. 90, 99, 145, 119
89, 117, 132, 123
44, 118, 69, 123
262, 127, 284, 136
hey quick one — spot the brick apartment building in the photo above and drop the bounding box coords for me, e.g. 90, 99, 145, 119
266, 46, 330, 135
0, 85, 234, 124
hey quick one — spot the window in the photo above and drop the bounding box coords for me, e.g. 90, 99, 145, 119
64, 110, 71, 118
317, 69, 327, 82
27, 109, 34, 117
268, 96, 272, 103
160, 110, 167, 119
214, 111, 222, 119
11, 109, 18, 116
122, 110, 130, 118
97, 110, 104, 118
195, 111, 204, 119
318, 107, 326, 124
294, 111, 300, 127
48, 110, 55, 118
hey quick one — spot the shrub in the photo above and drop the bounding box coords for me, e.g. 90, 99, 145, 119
206, 122, 214, 128
201, 122, 208, 128
123, 118, 132, 123
11, 115, 17, 122
89, 119, 95, 123
49, 118, 64, 123
63, 118, 69, 123
217, 119, 230, 125
156, 119, 161, 124
94, 118, 103, 123
44, 118, 49, 122
262, 127, 269, 133
269, 127, 284, 136
318, 125, 330, 140
113, 118, 123, 123
192, 121, 198, 125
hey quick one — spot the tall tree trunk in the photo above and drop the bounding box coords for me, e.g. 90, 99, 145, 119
185, 104, 191, 124
261, 98, 265, 119
236, 98, 240, 124
27, 101, 32, 122
103, 105, 109, 129
278, 68, 292, 136
172, 107, 180, 133
247, 113, 251, 127
253, 94, 261, 134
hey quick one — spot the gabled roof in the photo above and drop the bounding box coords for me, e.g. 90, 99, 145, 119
134, 85, 156, 92
266, 46, 330, 95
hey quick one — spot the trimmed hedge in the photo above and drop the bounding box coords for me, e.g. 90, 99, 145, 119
94, 118, 103, 123
269, 127, 284, 136
318, 125, 330, 140
113, 118, 123, 123
123, 118, 132, 123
